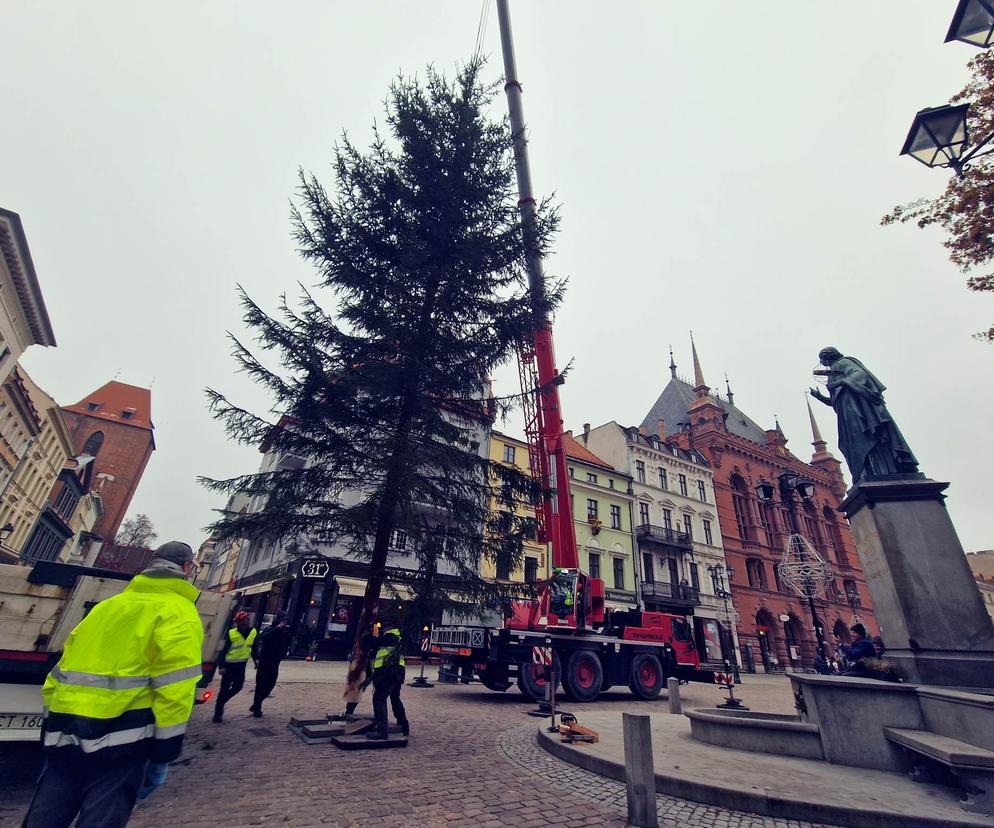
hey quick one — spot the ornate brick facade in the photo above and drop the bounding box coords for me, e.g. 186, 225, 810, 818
642, 344, 876, 671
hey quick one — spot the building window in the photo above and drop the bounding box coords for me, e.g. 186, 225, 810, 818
586, 472, 598, 484
82, 431, 104, 458
697, 480, 706, 501
746, 558, 768, 589
86, 402, 101, 412
682, 514, 693, 539
53, 487, 80, 521
760, 502, 778, 548
703, 519, 713, 546
668, 557, 679, 585
730, 475, 754, 542
658, 468, 668, 490
643, 553, 655, 583
638, 502, 650, 527
524, 557, 538, 584
662, 509, 672, 531
613, 557, 625, 590
589, 552, 601, 580
121, 410, 134, 420
569, 467, 575, 477
610, 505, 622, 530
503, 444, 516, 464
587, 499, 598, 520
608, 478, 615, 489
635, 461, 645, 483
689, 563, 700, 592
390, 530, 408, 551
678, 474, 688, 496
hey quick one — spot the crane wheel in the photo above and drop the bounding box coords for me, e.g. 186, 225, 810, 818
517, 653, 561, 701
628, 653, 665, 700
561, 650, 603, 703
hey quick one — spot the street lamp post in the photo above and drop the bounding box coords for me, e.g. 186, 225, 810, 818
901, 1, 994, 176
756, 471, 833, 671
707, 562, 740, 683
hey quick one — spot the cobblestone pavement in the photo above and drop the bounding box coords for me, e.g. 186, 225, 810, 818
1, 665, 831, 827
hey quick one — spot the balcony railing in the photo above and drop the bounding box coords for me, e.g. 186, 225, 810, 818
640, 580, 701, 607
635, 524, 692, 551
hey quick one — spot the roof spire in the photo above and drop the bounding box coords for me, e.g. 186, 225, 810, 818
669, 344, 677, 379
724, 372, 734, 405
690, 331, 709, 396
774, 414, 783, 433
806, 394, 826, 451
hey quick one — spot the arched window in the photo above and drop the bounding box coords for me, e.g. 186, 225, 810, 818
823, 505, 850, 567
730, 474, 754, 542
802, 501, 825, 552
746, 558, 768, 590
82, 431, 104, 458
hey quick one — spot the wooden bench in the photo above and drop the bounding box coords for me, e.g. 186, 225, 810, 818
884, 726, 994, 814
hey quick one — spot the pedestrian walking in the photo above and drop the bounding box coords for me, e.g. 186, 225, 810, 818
22, 541, 203, 828
249, 611, 292, 718
212, 610, 256, 723
365, 617, 410, 740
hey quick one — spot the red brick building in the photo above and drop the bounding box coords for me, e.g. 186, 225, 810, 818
61, 381, 155, 542
642, 343, 876, 671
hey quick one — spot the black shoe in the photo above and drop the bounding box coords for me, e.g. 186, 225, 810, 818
400, 722, 410, 737
212, 712, 223, 723
365, 728, 388, 741
251, 709, 262, 718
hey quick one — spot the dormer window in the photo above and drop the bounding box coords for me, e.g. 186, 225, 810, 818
122, 407, 136, 420
87, 403, 101, 412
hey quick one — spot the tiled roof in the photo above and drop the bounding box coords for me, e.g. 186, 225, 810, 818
641, 377, 769, 446
63, 381, 153, 431
563, 432, 616, 471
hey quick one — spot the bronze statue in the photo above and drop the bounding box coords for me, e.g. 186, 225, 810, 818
810, 347, 918, 482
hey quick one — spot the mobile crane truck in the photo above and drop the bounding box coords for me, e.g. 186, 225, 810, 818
431, 0, 716, 704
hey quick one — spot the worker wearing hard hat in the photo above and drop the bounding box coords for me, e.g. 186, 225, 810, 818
212, 610, 256, 723
365, 616, 410, 740
22, 541, 203, 827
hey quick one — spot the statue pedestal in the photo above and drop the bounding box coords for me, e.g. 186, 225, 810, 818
841, 476, 994, 689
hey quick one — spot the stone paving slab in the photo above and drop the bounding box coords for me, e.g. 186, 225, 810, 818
0, 663, 812, 827
537, 709, 994, 827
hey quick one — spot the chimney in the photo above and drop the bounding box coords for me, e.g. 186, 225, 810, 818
638, 425, 647, 436
582, 423, 591, 441
656, 419, 666, 440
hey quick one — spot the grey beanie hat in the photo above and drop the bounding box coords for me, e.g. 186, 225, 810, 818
152, 541, 194, 566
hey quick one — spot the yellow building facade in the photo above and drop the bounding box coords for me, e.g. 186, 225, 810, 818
485, 431, 550, 584
0, 369, 74, 561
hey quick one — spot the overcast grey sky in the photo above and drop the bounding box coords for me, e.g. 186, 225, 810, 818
3, 2, 990, 553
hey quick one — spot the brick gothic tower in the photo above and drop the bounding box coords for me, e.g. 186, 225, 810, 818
642, 339, 876, 672
61, 381, 155, 541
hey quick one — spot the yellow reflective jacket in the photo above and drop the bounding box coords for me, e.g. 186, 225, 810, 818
41, 570, 204, 764
372, 628, 405, 671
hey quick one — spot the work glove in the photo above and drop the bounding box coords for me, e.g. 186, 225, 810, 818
137, 762, 169, 800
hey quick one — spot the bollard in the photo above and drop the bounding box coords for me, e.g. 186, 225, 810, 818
622, 713, 658, 828
666, 677, 682, 715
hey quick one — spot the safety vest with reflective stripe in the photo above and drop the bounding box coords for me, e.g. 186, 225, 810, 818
41, 573, 204, 765
226, 628, 257, 663
372, 628, 405, 670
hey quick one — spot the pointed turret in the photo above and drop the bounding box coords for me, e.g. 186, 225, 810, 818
805, 394, 840, 479
669, 345, 677, 379
806, 396, 827, 453
724, 373, 734, 406
690, 332, 709, 397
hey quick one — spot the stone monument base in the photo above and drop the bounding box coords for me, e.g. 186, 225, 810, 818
840, 476, 994, 690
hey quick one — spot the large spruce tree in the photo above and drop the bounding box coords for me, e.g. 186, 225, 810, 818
203, 60, 561, 697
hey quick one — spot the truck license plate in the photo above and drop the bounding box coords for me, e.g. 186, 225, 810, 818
0, 713, 43, 730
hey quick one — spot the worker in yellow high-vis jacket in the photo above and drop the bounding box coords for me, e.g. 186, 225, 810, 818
22, 542, 203, 828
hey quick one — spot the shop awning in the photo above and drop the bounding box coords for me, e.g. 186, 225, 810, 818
239, 581, 275, 596
334, 576, 413, 601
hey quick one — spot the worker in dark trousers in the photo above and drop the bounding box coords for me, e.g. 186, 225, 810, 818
22, 542, 203, 828
365, 618, 410, 740
213, 611, 256, 723
249, 612, 292, 717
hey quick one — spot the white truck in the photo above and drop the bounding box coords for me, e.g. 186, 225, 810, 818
0, 559, 235, 743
